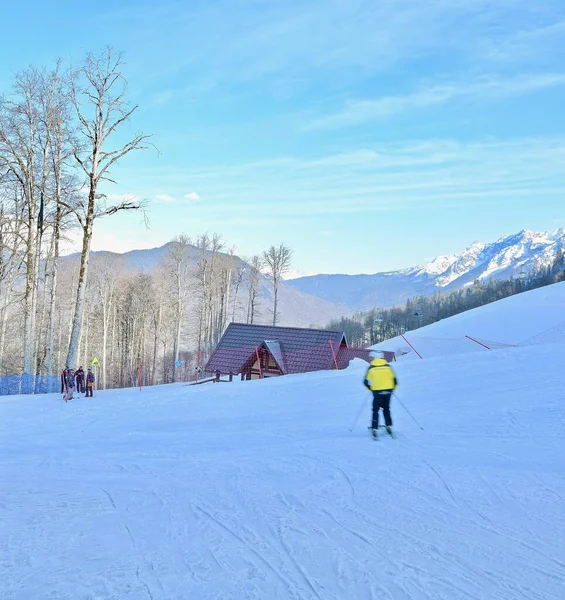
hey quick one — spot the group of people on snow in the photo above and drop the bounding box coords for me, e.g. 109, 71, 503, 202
61, 365, 95, 401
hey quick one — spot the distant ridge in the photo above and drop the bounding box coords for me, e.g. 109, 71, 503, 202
60, 242, 348, 328
287, 228, 565, 311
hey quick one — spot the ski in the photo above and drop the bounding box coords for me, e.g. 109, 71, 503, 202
379, 426, 396, 438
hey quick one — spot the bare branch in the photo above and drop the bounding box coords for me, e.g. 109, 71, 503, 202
97, 200, 140, 218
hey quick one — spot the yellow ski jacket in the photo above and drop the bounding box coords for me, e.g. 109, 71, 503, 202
364, 358, 397, 391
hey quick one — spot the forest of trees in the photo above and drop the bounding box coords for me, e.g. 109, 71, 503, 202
325, 253, 565, 348
0, 48, 292, 390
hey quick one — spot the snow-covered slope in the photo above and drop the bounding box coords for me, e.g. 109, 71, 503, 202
372, 280, 565, 358
1, 286, 565, 599
288, 227, 565, 311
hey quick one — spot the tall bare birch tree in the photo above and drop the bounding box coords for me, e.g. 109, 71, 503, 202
90, 255, 125, 389
0, 191, 25, 373
246, 255, 263, 324
65, 48, 151, 368
163, 236, 192, 383
263, 243, 292, 326
0, 69, 43, 376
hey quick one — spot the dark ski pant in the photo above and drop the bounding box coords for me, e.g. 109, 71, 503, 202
372, 391, 392, 429
86, 386, 93, 397
76, 380, 84, 393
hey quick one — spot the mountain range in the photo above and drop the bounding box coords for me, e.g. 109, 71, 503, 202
63, 228, 564, 326
286, 228, 565, 312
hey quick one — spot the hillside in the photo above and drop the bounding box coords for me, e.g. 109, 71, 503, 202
288, 228, 565, 311
60, 243, 347, 328
1, 284, 564, 599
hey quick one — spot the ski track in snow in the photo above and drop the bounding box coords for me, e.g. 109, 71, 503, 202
1, 342, 565, 599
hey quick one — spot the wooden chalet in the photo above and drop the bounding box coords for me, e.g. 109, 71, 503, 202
204, 323, 377, 380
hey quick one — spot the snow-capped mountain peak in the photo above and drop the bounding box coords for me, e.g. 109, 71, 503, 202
414, 229, 562, 288
288, 227, 565, 312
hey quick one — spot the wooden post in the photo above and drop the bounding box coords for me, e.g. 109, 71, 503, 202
328, 340, 339, 369
138, 358, 142, 392
255, 346, 263, 378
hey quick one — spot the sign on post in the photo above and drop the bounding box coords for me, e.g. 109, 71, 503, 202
91, 357, 100, 367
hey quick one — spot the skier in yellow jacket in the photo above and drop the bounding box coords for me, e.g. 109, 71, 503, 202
364, 352, 397, 439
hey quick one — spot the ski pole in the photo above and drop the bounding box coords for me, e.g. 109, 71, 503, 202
348, 397, 367, 432
393, 392, 424, 430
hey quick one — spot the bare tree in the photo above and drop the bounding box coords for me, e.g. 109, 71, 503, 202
262, 243, 292, 326
245, 255, 263, 324
193, 233, 226, 357
231, 260, 247, 322
90, 255, 125, 388
65, 48, 151, 368
162, 236, 192, 383
0, 68, 43, 377
0, 189, 25, 373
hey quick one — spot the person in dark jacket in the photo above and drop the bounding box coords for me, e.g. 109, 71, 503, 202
85, 368, 95, 397
75, 366, 85, 394
364, 352, 397, 439
62, 367, 75, 401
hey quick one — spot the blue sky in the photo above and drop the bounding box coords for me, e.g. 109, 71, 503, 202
2, 0, 565, 276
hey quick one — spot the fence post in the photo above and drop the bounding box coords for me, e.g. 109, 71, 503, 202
138, 358, 142, 392
400, 334, 423, 359
465, 335, 490, 350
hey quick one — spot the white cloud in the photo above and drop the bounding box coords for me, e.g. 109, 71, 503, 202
154, 194, 176, 203
99, 0, 565, 100
122, 135, 565, 221
310, 73, 565, 129
150, 90, 174, 106
184, 191, 200, 201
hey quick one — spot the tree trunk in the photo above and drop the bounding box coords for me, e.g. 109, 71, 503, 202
102, 302, 109, 390
0, 294, 9, 375
47, 214, 60, 379
66, 183, 95, 367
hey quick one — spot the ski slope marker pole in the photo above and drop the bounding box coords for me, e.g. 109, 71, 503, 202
393, 392, 424, 430
349, 397, 367, 432
400, 334, 423, 359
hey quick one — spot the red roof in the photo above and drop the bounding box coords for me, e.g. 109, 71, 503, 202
205, 323, 352, 375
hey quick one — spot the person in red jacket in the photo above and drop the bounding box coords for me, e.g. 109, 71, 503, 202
85, 368, 95, 397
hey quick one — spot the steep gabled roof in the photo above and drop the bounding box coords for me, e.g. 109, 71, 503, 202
205, 323, 346, 375
262, 340, 287, 374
